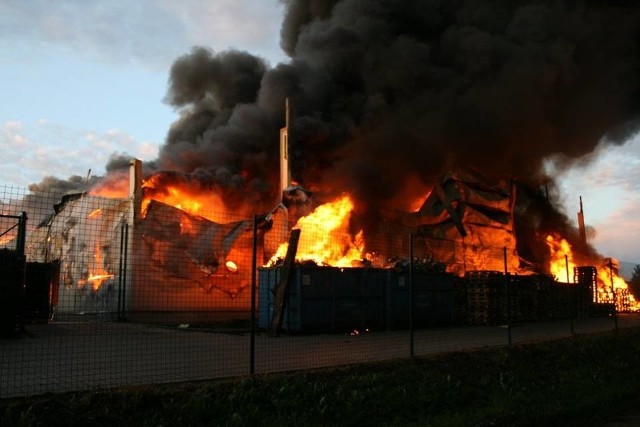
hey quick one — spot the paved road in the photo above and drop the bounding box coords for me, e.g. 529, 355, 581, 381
1, 315, 638, 399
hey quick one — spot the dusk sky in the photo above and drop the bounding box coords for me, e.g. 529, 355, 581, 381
1, 1, 639, 263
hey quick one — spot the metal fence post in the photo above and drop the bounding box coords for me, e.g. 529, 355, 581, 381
609, 259, 618, 332
118, 222, 125, 321
409, 233, 414, 358
117, 222, 129, 322
566, 255, 574, 335
504, 247, 511, 346
250, 215, 258, 376
17, 212, 27, 257
123, 223, 129, 321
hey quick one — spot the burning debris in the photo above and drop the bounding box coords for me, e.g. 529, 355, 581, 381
267, 194, 367, 268
546, 234, 638, 311
389, 256, 447, 275
404, 170, 518, 275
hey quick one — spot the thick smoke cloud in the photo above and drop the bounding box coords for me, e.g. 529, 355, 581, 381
278, 0, 336, 57
164, 47, 268, 110
279, 1, 640, 196
105, 153, 134, 172
28, 175, 99, 195
18, 175, 101, 228
147, 0, 640, 267
154, 47, 279, 206
160, 0, 640, 218
25, 1, 639, 265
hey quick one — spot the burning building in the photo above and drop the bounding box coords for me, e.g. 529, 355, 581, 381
16, 1, 640, 316
25, 160, 262, 316
28, 192, 130, 314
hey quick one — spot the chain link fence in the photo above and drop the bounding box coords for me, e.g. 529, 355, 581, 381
1, 185, 636, 398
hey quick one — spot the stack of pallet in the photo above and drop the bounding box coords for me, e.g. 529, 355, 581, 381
617, 289, 634, 313
465, 271, 506, 325
452, 277, 468, 325
574, 266, 597, 302
548, 282, 572, 318
506, 275, 523, 322
535, 276, 552, 319
516, 275, 551, 321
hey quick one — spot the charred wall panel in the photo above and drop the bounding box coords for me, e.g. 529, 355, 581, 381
132, 200, 254, 314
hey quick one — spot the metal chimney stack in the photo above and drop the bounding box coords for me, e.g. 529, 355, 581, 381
577, 196, 587, 248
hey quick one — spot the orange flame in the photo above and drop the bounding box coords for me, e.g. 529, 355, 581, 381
88, 173, 236, 223
545, 233, 639, 312
90, 176, 129, 198
87, 169, 261, 227
82, 274, 115, 291
88, 208, 102, 218
268, 195, 367, 267
77, 242, 114, 291
142, 177, 233, 223
0, 234, 15, 247
409, 189, 432, 213
545, 234, 575, 282
596, 265, 638, 309
389, 174, 432, 212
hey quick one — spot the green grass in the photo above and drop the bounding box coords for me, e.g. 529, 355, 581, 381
3, 328, 640, 426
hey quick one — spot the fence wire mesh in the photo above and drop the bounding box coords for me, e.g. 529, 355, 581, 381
0, 185, 636, 399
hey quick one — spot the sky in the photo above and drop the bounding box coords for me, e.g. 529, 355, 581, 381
0, 0, 286, 185
1, 1, 640, 264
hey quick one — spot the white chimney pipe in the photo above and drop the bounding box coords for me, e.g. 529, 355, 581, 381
280, 98, 291, 196
129, 158, 142, 222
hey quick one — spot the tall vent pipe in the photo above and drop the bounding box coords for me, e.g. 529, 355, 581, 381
279, 97, 291, 198
577, 196, 587, 248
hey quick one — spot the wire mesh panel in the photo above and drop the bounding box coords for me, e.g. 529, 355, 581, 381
0, 250, 25, 339
0, 184, 634, 399
1, 185, 259, 397
0, 215, 23, 253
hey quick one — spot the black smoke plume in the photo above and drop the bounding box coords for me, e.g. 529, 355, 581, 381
159, 1, 640, 213
155, 1, 639, 262
26, 1, 640, 266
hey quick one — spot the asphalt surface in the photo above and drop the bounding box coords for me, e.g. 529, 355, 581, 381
1, 315, 638, 400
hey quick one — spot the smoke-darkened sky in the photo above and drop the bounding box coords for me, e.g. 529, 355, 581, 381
2, 0, 640, 262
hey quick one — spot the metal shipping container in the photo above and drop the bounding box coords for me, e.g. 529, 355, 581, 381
386, 272, 454, 328
258, 266, 387, 333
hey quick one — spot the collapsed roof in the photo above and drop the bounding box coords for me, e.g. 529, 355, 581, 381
404, 170, 520, 275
